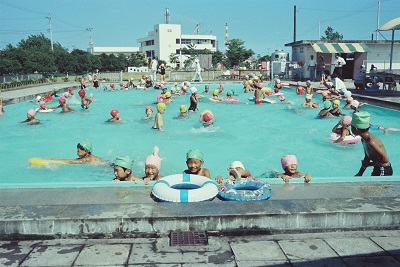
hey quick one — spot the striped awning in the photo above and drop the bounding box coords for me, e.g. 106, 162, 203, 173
312, 43, 371, 53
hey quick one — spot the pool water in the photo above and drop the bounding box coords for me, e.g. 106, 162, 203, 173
0, 83, 399, 188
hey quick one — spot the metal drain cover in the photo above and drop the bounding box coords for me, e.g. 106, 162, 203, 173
170, 231, 208, 246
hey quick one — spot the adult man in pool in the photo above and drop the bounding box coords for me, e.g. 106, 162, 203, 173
351, 112, 392, 176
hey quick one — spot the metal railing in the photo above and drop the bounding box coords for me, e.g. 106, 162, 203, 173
1, 74, 43, 84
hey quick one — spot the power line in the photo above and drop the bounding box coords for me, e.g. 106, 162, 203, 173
0, 0, 47, 15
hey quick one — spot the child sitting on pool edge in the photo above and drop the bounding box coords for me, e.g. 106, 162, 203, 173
215, 161, 254, 184
112, 156, 140, 182
278, 154, 311, 183
183, 149, 210, 178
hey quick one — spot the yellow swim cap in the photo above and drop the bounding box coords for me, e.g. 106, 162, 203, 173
180, 105, 187, 113
248, 80, 253, 85
201, 109, 213, 116
156, 102, 166, 111
213, 89, 219, 96
333, 99, 340, 106
165, 92, 171, 98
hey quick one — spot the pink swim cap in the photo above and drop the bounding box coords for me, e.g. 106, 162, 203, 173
145, 106, 153, 111
343, 115, 352, 125
68, 87, 74, 93
119, 82, 123, 86
347, 96, 353, 102
145, 155, 161, 171
281, 154, 298, 170
110, 109, 119, 117
64, 92, 70, 98
58, 96, 67, 103
39, 101, 45, 106
27, 109, 36, 117
202, 112, 213, 122
279, 95, 286, 101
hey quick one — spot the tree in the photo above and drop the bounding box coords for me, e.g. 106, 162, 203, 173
128, 52, 147, 67
225, 39, 253, 69
320, 27, 343, 40
169, 53, 179, 69
211, 51, 225, 69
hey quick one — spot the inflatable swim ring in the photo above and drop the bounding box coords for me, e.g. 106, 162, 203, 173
271, 92, 284, 96
247, 97, 276, 104
209, 97, 222, 102
225, 98, 239, 103
218, 178, 272, 201
42, 95, 53, 102
316, 90, 331, 95
281, 83, 289, 87
28, 158, 67, 166
37, 109, 54, 113
329, 132, 361, 144
152, 174, 218, 202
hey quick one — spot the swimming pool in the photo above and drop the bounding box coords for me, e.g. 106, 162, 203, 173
1, 83, 399, 188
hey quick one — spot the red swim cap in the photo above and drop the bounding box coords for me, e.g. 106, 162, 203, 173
202, 112, 213, 122
110, 109, 119, 117
78, 89, 86, 97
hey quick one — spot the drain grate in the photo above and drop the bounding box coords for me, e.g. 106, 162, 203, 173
169, 231, 208, 246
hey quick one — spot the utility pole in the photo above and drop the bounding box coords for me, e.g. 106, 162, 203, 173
293, 5, 297, 42
46, 13, 53, 51
86, 28, 93, 53
376, 0, 381, 40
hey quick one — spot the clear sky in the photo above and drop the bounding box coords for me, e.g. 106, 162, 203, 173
0, 0, 399, 57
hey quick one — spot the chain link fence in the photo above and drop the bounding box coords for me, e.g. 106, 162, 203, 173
1, 74, 43, 84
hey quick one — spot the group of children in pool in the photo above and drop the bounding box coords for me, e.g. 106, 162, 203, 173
24, 73, 400, 179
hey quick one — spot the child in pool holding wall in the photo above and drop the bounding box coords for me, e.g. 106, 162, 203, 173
183, 149, 210, 178
113, 156, 140, 182
215, 161, 254, 184
142, 146, 163, 184
278, 154, 311, 183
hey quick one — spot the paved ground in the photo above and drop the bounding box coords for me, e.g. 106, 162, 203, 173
2, 230, 400, 266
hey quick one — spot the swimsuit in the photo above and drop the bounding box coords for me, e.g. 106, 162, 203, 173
371, 164, 393, 176
93, 81, 99, 88
330, 109, 340, 116
189, 96, 198, 111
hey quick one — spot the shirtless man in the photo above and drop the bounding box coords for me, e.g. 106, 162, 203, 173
351, 112, 392, 176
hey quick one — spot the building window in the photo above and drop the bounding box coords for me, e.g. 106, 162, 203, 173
299, 47, 304, 53
176, 39, 180, 44
211, 40, 216, 47
176, 49, 180, 54
145, 40, 154, 46
181, 39, 191, 44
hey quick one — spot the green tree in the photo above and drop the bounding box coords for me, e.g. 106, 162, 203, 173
169, 53, 179, 69
225, 39, 253, 69
128, 52, 147, 67
320, 27, 343, 40
211, 51, 225, 69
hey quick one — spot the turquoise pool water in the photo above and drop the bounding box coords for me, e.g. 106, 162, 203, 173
0, 83, 399, 188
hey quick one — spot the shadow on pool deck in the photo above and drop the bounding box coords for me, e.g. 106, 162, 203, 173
1, 82, 400, 238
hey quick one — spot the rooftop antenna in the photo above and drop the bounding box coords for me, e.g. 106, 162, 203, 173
194, 23, 200, 35
86, 28, 93, 53
165, 7, 170, 24
225, 23, 228, 54
376, 0, 380, 40
46, 13, 53, 51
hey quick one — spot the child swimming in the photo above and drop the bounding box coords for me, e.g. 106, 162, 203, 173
20, 109, 40, 124
199, 110, 214, 127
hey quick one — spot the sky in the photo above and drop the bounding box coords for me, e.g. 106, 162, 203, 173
0, 0, 399, 57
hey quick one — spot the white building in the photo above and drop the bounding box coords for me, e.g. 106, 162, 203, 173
285, 40, 400, 80
137, 23, 217, 67
89, 47, 139, 56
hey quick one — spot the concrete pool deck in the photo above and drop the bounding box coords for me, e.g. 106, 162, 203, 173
1, 81, 400, 237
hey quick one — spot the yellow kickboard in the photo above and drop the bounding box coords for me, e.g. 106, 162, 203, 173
28, 158, 67, 166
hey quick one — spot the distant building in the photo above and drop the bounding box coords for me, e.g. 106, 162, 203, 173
137, 23, 217, 67
285, 40, 400, 79
89, 47, 139, 56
